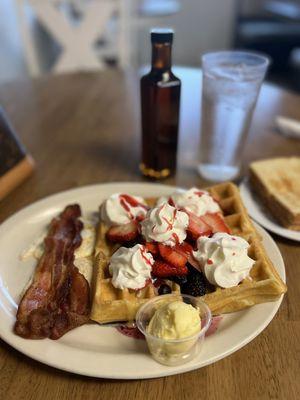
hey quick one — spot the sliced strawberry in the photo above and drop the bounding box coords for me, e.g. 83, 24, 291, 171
145, 242, 158, 255
174, 242, 201, 270
158, 244, 187, 268
106, 221, 138, 243
186, 212, 212, 240
152, 260, 188, 278
174, 242, 193, 258
201, 212, 230, 234
187, 254, 202, 271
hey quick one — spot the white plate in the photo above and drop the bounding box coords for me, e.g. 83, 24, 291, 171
240, 181, 300, 242
0, 183, 286, 379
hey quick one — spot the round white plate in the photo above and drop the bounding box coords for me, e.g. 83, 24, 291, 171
0, 183, 286, 379
240, 181, 300, 242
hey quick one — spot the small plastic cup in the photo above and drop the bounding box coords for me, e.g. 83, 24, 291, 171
136, 294, 212, 366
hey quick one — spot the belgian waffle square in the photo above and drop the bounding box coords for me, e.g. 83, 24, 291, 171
203, 182, 286, 314
90, 182, 286, 323
90, 219, 180, 324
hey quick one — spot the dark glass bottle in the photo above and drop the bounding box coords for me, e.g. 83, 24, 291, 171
140, 29, 181, 179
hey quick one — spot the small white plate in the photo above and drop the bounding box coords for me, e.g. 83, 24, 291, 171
0, 183, 286, 379
240, 180, 300, 242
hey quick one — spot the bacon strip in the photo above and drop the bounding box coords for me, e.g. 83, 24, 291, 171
14, 204, 90, 340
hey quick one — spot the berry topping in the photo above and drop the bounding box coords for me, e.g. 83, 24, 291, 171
116, 325, 145, 340
186, 212, 212, 240
186, 254, 201, 270
106, 221, 138, 243
174, 242, 193, 258
205, 316, 223, 337
169, 275, 188, 286
145, 242, 158, 255
180, 269, 207, 297
158, 284, 172, 295
152, 260, 188, 278
158, 244, 188, 268
201, 212, 230, 234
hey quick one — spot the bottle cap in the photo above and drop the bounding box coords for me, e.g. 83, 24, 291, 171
151, 28, 173, 44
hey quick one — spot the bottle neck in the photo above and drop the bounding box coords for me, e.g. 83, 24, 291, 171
151, 43, 172, 71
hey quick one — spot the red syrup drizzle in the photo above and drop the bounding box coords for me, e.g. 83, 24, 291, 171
119, 194, 148, 220
160, 206, 176, 231
119, 194, 148, 210
116, 316, 223, 340
156, 205, 179, 244
162, 217, 173, 231
172, 233, 180, 245
195, 191, 205, 197
140, 246, 153, 267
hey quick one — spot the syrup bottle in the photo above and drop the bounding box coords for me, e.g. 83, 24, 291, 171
140, 29, 181, 179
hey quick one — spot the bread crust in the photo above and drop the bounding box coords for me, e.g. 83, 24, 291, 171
249, 157, 300, 231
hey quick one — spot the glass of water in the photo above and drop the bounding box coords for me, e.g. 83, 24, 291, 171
198, 51, 270, 182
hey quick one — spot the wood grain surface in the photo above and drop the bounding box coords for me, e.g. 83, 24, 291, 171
0, 67, 299, 400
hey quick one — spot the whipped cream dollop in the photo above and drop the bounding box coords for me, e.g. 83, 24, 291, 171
193, 232, 255, 288
109, 244, 154, 290
101, 193, 148, 226
157, 187, 220, 217
141, 203, 189, 247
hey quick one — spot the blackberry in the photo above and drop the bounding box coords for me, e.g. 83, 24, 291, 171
181, 270, 207, 297
158, 284, 172, 295
169, 275, 188, 286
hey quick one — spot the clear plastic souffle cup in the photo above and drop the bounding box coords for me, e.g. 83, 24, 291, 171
136, 294, 212, 366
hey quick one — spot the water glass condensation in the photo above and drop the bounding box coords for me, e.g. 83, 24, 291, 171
198, 51, 270, 182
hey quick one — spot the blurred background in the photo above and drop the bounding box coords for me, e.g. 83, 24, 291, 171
2, 0, 300, 92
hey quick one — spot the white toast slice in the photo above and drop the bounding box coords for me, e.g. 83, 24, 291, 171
249, 157, 300, 230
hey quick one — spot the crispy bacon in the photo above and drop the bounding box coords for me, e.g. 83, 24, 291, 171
14, 204, 90, 340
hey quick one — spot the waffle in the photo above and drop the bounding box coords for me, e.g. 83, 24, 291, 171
90, 182, 286, 323
90, 215, 180, 324
202, 182, 286, 314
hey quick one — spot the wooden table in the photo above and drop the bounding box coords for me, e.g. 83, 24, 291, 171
0, 67, 299, 400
